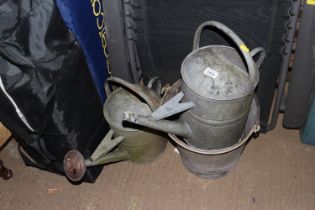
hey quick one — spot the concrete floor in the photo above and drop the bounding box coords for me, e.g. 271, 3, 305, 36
1, 115, 315, 210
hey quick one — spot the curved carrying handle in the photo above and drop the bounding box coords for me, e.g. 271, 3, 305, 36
250, 47, 266, 69
147, 76, 162, 95
105, 77, 157, 110
193, 21, 258, 88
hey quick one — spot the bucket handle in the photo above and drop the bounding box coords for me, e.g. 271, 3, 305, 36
193, 21, 258, 88
105, 77, 157, 110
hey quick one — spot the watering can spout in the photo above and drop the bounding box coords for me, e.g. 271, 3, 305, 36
123, 111, 192, 139
123, 91, 194, 138
63, 130, 127, 182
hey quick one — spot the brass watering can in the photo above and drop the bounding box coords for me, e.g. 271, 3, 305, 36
63, 77, 167, 182
124, 21, 265, 150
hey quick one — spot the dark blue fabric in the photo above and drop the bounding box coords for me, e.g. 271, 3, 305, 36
55, 0, 108, 103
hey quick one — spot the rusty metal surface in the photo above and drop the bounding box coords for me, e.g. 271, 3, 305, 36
160, 79, 182, 105
63, 150, 86, 182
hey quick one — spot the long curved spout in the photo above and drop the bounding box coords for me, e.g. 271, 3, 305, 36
123, 112, 192, 139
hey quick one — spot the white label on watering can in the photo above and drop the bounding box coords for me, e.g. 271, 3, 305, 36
204, 67, 218, 79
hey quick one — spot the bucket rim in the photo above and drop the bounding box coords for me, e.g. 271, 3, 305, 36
168, 97, 260, 155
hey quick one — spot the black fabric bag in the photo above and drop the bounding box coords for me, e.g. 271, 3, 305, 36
0, 0, 108, 182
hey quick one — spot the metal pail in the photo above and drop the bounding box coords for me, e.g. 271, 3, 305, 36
169, 97, 259, 179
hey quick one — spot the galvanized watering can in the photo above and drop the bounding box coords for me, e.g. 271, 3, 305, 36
63, 77, 167, 182
124, 21, 265, 150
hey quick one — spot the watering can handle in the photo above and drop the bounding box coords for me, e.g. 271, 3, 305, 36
105, 77, 157, 110
250, 47, 266, 69
147, 76, 162, 95
192, 21, 258, 88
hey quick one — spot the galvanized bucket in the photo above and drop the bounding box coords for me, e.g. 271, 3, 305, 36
168, 97, 260, 179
